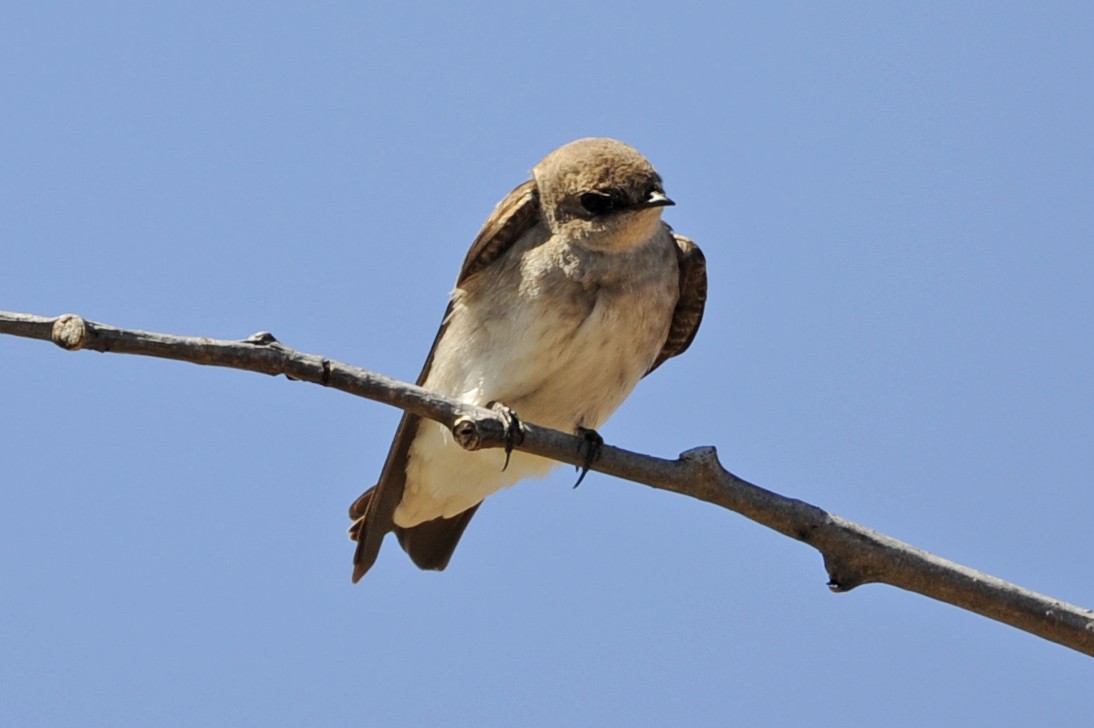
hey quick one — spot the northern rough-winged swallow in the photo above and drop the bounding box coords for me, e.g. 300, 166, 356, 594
348, 137, 707, 581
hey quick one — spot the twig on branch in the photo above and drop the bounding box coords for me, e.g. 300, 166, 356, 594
2, 309, 1093, 657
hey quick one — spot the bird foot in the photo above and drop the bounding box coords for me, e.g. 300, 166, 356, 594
487, 401, 525, 471
573, 427, 604, 488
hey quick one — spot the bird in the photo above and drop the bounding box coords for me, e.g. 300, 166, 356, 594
348, 137, 706, 581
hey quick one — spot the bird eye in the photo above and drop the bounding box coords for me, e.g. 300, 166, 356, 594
579, 191, 617, 216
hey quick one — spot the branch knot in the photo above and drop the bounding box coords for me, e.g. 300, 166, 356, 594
452, 412, 508, 452
51, 314, 91, 351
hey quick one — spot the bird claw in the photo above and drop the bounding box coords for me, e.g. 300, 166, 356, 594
573, 427, 603, 488
488, 401, 525, 471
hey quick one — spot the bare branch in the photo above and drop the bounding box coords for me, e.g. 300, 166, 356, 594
3, 309, 1093, 657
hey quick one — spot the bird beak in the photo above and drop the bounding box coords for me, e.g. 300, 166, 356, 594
638, 190, 675, 209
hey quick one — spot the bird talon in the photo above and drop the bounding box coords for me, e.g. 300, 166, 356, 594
488, 401, 525, 471
573, 427, 603, 488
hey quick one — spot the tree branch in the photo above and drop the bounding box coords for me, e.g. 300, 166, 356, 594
3, 309, 1093, 657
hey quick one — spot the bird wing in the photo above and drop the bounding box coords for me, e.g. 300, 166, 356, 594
456, 179, 540, 284
646, 233, 707, 375
350, 179, 542, 581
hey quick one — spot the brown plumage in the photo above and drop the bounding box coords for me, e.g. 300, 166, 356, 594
349, 138, 707, 581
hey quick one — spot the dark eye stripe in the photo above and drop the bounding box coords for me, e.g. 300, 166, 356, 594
579, 191, 617, 216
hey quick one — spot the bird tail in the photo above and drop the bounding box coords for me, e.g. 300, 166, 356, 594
348, 486, 385, 582
394, 504, 482, 571
349, 487, 482, 578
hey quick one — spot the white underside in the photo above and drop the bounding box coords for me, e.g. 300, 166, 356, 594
399, 421, 557, 525
392, 224, 678, 527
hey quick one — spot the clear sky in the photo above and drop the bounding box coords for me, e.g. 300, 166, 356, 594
3, 3, 1093, 726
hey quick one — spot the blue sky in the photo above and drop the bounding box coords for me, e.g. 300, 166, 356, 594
3, 3, 1093, 725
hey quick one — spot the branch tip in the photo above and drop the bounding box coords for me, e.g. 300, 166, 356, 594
244, 331, 278, 345
823, 554, 873, 593
679, 445, 722, 476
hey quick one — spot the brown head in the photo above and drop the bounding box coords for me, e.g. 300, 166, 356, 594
533, 138, 673, 250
